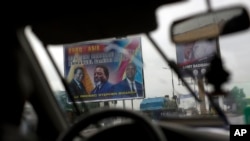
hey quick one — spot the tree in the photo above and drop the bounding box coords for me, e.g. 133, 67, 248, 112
224, 86, 247, 113
244, 98, 250, 105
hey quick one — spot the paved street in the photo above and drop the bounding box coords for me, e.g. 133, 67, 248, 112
227, 114, 244, 124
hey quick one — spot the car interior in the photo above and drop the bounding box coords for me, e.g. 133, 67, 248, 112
1, 0, 250, 141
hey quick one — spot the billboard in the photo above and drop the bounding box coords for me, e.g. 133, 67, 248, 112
175, 39, 217, 78
64, 36, 145, 103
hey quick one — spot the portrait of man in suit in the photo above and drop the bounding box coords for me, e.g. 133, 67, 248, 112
114, 62, 143, 98
68, 67, 88, 96
91, 65, 113, 94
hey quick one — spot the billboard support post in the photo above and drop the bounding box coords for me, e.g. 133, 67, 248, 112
197, 78, 207, 114
123, 100, 125, 109
131, 99, 134, 110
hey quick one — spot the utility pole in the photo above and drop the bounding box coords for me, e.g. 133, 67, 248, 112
171, 69, 175, 98
163, 67, 178, 109
162, 67, 175, 97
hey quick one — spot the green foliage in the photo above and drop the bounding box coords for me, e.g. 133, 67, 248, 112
229, 86, 247, 112
164, 100, 177, 109
244, 98, 250, 105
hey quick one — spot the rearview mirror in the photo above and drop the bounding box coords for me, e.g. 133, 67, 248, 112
171, 6, 250, 43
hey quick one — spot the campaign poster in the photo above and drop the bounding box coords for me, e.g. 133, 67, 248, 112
64, 37, 145, 103
175, 39, 218, 78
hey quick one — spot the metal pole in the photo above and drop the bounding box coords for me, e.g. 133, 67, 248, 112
131, 99, 134, 110
194, 78, 198, 110
206, 0, 212, 12
163, 67, 175, 97
123, 100, 125, 109
171, 69, 175, 97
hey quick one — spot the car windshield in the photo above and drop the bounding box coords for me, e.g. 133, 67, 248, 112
23, 0, 250, 127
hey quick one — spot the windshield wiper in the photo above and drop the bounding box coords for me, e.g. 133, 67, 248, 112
147, 32, 230, 128
204, 55, 230, 127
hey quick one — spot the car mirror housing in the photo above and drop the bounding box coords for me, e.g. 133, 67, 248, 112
171, 6, 250, 43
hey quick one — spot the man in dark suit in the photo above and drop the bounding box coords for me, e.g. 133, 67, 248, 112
91, 65, 113, 94
114, 63, 143, 98
69, 67, 88, 96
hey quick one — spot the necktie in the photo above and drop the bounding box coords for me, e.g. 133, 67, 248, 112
131, 82, 138, 97
77, 82, 82, 89
131, 82, 135, 91
95, 85, 100, 93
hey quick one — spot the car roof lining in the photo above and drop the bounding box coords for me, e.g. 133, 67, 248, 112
24, 0, 185, 45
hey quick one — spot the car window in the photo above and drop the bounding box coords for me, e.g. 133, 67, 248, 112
23, 0, 250, 126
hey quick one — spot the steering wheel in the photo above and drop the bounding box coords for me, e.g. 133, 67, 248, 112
56, 108, 167, 141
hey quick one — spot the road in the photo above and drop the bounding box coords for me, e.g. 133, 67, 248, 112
227, 114, 244, 124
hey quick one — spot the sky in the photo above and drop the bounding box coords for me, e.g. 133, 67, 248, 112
25, 0, 250, 110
